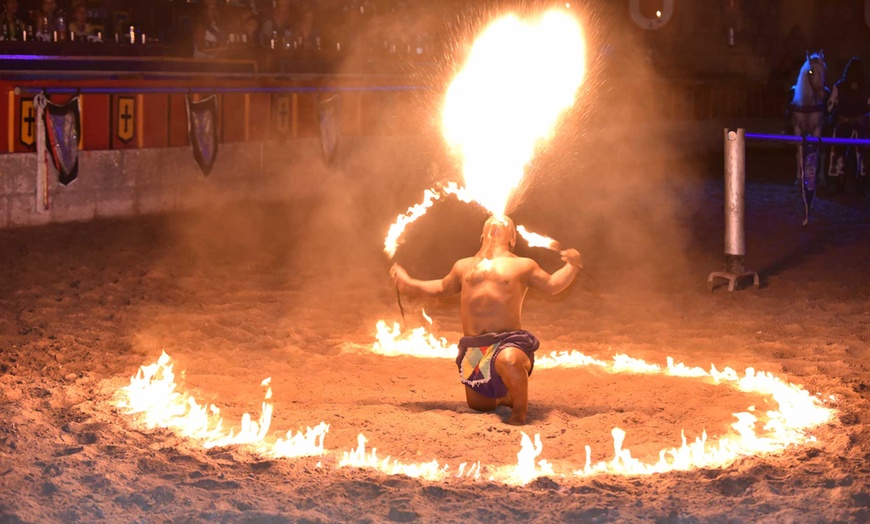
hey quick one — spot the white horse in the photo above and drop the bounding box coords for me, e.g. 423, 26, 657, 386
789, 50, 828, 224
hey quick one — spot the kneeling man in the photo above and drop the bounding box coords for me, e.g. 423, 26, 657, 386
390, 216, 582, 425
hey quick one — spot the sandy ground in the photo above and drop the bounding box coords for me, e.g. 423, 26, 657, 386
0, 144, 868, 523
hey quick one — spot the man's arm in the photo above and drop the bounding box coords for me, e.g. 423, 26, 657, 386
390, 261, 463, 298
526, 249, 583, 295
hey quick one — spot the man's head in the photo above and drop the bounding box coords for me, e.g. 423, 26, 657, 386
73, 2, 87, 23
844, 57, 864, 86
481, 215, 516, 251
203, 0, 220, 22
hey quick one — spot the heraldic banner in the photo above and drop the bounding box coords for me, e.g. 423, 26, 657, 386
318, 93, 341, 165
34, 93, 81, 211
186, 95, 219, 177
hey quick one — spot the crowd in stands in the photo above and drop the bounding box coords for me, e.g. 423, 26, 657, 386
1, 0, 100, 42
0, 0, 454, 64
192, 0, 447, 62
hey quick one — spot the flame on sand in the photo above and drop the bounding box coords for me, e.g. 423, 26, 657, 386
116, 349, 834, 485
442, 10, 586, 218
372, 321, 456, 359
365, 333, 836, 479
115, 351, 328, 459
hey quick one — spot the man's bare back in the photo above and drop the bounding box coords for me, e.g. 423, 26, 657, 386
390, 216, 582, 424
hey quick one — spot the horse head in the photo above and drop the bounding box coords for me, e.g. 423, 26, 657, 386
802, 50, 827, 102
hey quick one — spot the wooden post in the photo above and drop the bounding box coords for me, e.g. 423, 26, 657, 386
356, 92, 363, 135
78, 95, 84, 150
136, 94, 144, 148
244, 93, 251, 142
291, 93, 298, 138
7, 89, 14, 153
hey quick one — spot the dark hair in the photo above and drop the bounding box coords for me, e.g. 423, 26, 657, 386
843, 57, 864, 85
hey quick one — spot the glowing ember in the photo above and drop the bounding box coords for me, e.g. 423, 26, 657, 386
516, 225, 561, 250
114, 351, 328, 458
442, 9, 586, 217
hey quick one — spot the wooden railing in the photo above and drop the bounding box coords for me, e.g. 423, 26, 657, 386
1, 61, 790, 154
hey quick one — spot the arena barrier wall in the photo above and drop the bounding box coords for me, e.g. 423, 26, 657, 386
0, 70, 788, 230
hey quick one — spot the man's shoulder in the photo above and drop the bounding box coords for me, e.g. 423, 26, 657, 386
501, 255, 538, 268
453, 257, 476, 270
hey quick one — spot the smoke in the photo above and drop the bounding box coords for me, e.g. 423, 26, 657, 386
150, 0, 711, 341
504, 2, 708, 292
309, 0, 709, 294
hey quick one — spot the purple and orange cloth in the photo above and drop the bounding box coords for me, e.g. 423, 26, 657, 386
456, 330, 540, 399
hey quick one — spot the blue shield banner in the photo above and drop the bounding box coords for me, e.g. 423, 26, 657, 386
43, 96, 81, 186
186, 95, 219, 177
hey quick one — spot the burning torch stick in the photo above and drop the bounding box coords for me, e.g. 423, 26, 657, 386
517, 224, 596, 287
516, 225, 562, 252
386, 260, 407, 328
384, 184, 469, 328
394, 282, 406, 326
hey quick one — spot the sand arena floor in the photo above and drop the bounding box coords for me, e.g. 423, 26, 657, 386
0, 164, 868, 522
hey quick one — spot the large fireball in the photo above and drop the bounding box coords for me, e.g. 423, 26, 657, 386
442, 10, 586, 217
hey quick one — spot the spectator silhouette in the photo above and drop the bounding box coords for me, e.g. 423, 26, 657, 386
827, 57, 870, 193
34, 0, 65, 41
193, 0, 226, 58
68, 2, 94, 39
296, 8, 319, 51
240, 11, 260, 45
1, 0, 25, 41
261, 0, 294, 48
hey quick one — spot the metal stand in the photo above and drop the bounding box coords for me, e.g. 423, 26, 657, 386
708, 255, 759, 291
708, 129, 759, 292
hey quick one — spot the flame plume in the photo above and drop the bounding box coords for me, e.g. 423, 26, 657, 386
384, 10, 583, 258
442, 10, 586, 217
516, 225, 561, 250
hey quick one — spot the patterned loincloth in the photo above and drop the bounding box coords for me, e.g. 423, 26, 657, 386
456, 330, 540, 399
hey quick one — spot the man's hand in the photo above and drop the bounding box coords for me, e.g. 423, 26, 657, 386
390, 263, 410, 286
560, 249, 583, 269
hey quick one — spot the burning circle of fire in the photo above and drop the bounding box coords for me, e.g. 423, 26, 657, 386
114, 331, 835, 486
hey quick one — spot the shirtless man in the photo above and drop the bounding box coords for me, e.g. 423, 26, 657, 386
390, 216, 582, 425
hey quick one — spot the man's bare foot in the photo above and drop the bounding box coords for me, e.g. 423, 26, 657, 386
506, 411, 526, 425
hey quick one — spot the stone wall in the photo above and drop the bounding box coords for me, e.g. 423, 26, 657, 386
0, 140, 327, 230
